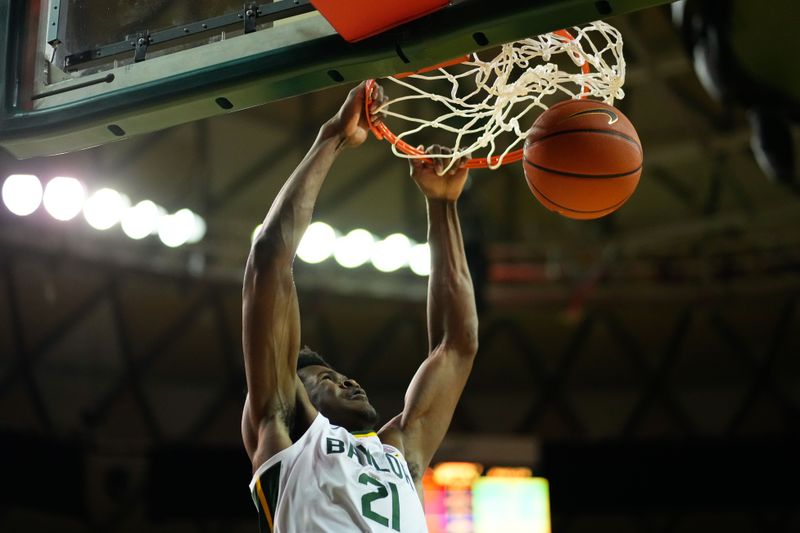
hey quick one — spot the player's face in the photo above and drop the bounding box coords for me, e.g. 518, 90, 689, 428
299, 365, 379, 431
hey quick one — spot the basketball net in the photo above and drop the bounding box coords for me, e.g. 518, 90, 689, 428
366, 20, 626, 172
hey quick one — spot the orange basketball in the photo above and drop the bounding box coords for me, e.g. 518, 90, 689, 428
523, 99, 643, 220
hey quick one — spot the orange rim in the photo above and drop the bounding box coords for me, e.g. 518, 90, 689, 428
366, 29, 592, 169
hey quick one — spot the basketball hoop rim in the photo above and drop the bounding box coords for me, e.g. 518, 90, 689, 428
364, 29, 592, 169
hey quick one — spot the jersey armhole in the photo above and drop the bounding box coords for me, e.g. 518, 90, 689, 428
249, 412, 327, 492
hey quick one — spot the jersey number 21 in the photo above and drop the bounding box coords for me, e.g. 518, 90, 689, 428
359, 473, 401, 531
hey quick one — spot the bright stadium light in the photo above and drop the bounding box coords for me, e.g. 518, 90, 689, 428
371, 233, 412, 272
297, 221, 337, 264
157, 213, 189, 248
2, 174, 43, 216
334, 229, 375, 268
157, 208, 204, 248
43, 176, 85, 221
83, 188, 130, 230
121, 200, 162, 240
409, 242, 431, 276
179, 209, 206, 244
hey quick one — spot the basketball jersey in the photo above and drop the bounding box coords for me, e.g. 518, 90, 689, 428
249, 413, 429, 533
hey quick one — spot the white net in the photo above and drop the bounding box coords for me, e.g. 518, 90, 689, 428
374, 20, 626, 171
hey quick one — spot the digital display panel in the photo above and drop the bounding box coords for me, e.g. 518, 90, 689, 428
424, 465, 550, 533
472, 477, 551, 533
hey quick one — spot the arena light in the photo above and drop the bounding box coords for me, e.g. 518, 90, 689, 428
486, 467, 533, 478
178, 209, 206, 244
157, 213, 189, 248
121, 200, 163, 240
43, 176, 85, 221
2, 174, 42, 216
249, 221, 428, 275
334, 228, 375, 268
157, 208, 205, 248
371, 233, 412, 272
297, 221, 337, 264
83, 188, 130, 230
408, 242, 431, 276
432, 462, 483, 489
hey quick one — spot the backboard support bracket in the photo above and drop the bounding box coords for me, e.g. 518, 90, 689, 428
133, 31, 151, 63
44, 0, 63, 46
243, 3, 259, 34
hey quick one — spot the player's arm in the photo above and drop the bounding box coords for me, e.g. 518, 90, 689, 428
242, 81, 386, 467
379, 147, 479, 477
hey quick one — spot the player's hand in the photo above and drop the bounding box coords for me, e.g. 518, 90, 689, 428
328, 81, 387, 149
410, 145, 470, 201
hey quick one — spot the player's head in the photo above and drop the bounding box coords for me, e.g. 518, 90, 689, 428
297, 346, 379, 431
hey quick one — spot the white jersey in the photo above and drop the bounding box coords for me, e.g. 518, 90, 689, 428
249, 413, 428, 533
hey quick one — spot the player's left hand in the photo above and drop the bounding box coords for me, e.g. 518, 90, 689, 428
410, 145, 470, 201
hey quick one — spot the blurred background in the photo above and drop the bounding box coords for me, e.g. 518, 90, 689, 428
1, 1, 799, 532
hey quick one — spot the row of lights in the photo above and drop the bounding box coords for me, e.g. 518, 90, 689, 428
253, 221, 432, 276
3, 174, 429, 275
2, 174, 206, 247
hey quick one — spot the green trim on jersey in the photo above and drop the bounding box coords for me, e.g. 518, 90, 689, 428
253, 462, 282, 533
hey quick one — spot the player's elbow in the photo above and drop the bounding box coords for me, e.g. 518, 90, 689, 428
249, 231, 292, 272
445, 324, 479, 360
463, 326, 479, 358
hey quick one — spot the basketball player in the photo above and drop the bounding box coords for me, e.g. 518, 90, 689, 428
242, 80, 478, 532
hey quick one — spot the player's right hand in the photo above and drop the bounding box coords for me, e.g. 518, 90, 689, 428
410, 145, 471, 201
329, 81, 387, 149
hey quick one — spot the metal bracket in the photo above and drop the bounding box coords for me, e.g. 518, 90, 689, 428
45, 0, 62, 46
134, 31, 152, 63
243, 3, 260, 34
45, 0, 64, 63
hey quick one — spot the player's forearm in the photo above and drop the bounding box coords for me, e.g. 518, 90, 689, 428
250, 123, 345, 268
426, 199, 479, 355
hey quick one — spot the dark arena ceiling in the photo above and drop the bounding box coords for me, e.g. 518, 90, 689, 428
1, 1, 799, 532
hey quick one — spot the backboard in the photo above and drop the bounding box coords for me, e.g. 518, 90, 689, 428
0, 0, 670, 159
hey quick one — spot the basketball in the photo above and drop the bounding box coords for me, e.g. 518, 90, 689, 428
523, 99, 643, 220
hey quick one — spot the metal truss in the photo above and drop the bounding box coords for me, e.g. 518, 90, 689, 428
1, 237, 799, 532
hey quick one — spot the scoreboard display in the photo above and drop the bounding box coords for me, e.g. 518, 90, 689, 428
423, 463, 551, 533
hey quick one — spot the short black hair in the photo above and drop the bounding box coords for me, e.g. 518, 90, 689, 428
297, 346, 332, 371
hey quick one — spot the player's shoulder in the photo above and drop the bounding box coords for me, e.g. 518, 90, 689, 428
377, 413, 405, 453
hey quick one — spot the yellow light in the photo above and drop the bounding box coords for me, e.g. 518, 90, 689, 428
485, 467, 533, 478
432, 462, 482, 489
